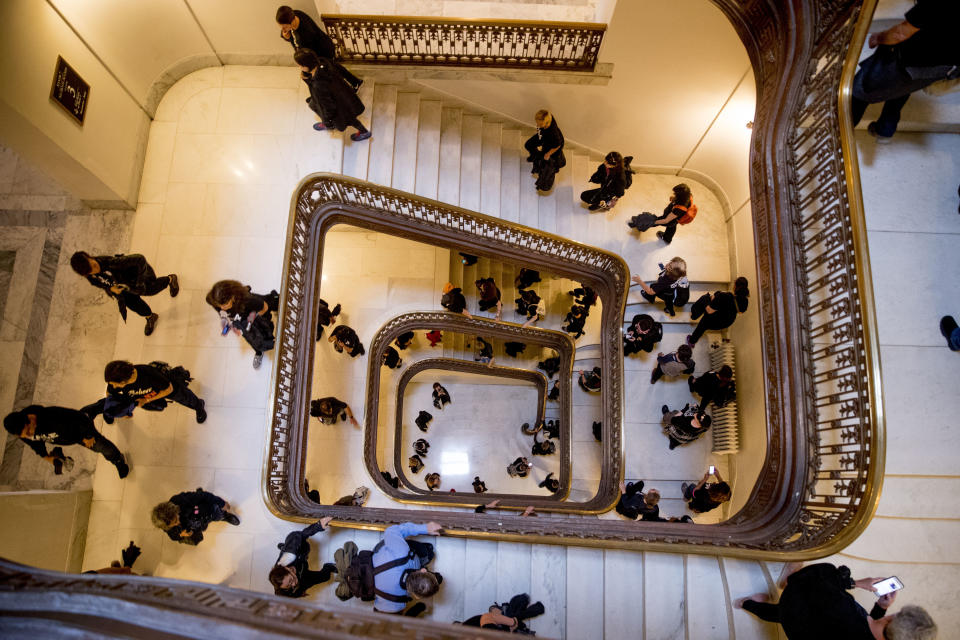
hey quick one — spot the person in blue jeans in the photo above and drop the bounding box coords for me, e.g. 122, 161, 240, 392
372, 521, 443, 616
941, 316, 960, 351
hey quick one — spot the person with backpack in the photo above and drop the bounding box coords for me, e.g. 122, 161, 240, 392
104, 359, 206, 423
353, 521, 443, 615
206, 280, 279, 370
632, 257, 689, 316
650, 183, 697, 244
269, 516, 337, 598
661, 403, 712, 450
686, 277, 750, 345
580, 151, 630, 211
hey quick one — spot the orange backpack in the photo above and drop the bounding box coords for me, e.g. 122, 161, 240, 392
675, 202, 698, 225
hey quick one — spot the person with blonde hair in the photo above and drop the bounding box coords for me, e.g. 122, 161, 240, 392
632, 256, 688, 316
523, 109, 565, 191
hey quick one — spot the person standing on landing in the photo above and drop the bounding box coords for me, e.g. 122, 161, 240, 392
104, 360, 207, 424
206, 280, 278, 370
295, 48, 371, 141
71, 251, 178, 336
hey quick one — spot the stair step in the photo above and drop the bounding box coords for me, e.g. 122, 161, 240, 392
480, 121, 502, 218
367, 84, 398, 186
500, 129, 521, 223
391, 91, 420, 192
438, 107, 462, 206
415, 100, 442, 199
566, 547, 605, 639
645, 552, 686, 639
459, 114, 483, 211
686, 555, 731, 639
341, 81, 376, 179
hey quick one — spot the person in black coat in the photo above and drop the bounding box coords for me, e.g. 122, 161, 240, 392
688, 366, 736, 409
687, 277, 750, 345
441, 282, 471, 317
315, 298, 341, 340
329, 324, 365, 357
151, 488, 240, 545
580, 151, 627, 211
4, 405, 128, 478
269, 516, 337, 598
70, 251, 178, 336
207, 280, 279, 369
615, 480, 661, 521
623, 313, 663, 355
524, 110, 566, 191
294, 49, 370, 141
105, 360, 206, 423
382, 346, 403, 369
462, 593, 545, 632
276, 6, 361, 89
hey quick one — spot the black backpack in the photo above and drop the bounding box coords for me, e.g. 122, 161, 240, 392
343, 546, 415, 602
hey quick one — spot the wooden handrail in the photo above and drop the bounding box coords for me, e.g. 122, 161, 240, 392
321, 14, 606, 71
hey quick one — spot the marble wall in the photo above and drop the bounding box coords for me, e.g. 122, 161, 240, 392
0, 143, 133, 491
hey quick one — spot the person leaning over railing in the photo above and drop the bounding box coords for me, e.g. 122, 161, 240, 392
735, 562, 937, 640
275, 5, 361, 90
269, 516, 338, 598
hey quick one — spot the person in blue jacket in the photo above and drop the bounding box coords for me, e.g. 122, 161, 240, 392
372, 521, 443, 615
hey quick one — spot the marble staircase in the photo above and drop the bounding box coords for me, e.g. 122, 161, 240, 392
293, 77, 774, 639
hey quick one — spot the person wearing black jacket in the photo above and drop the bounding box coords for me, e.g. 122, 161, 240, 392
104, 360, 206, 423
623, 313, 662, 355
650, 183, 694, 244
151, 488, 240, 546
70, 251, 178, 336
462, 593, 545, 632
329, 324, 365, 357
269, 516, 338, 598
688, 366, 736, 409
686, 277, 750, 346
206, 280, 279, 370
580, 151, 627, 211
441, 282, 471, 317
524, 110, 565, 191
276, 6, 361, 89
615, 480, 661, 521
295, 49, 370, 141
4, 405, 128, 478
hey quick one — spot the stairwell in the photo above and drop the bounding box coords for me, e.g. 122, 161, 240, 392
289, 75, 776, 639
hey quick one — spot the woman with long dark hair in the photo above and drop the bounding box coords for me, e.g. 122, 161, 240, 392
686, 277, 750, 345
294, 48, 370, 141
206, 280, 278, 369
580, 151, 626, 211
651, 183, 694, 244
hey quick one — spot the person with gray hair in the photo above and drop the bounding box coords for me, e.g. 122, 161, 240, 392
735, 562, 937, 639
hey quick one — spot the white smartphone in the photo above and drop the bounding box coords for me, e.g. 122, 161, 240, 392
873, 576, 904, 596
708, 465, 716, 475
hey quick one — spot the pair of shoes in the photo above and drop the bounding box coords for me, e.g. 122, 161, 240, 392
867, 121, 893, 144
681, 482, 690, 495
656, 231, 664, 241
223, 512, 240, 526
115, 458, 130, 479
941, 315, 960, 350
665, 307, 676, 317
195, 399, 207, 424
169, 274, 180, 297
661, 404, 669, 415
313, 122, 328, 131
144, 313, 159, 336
252, 353, 263, 370
350, 130, 372, 142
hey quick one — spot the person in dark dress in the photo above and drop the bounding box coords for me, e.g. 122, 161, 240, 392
294, 49, 370, 141
151, 488, 240, 545
461, 593, 545, 632
276, 6, 361, 89
562, 305, 587, 339
70, 251, 178, 336
382, 346, 403, 369
395, 331, 414, 350
623, 313, 662, 355
632, 257, 688, 316
687, 277, 750, 345
310, 396, 358, 426
475, 277, 502, 319
4, 405, 128, 478
580, 151, 627, 211
315, 298, 342, 340
207, 280, 279, 369
329, 324, 365, 357
736, 562, 936, 640
682, 469, 729, 514
615, 480, 661, 521
851, 0, 960, 142
105, 360, 206, 423
269, 516, 337, 598
441, 282, 471, 317
688, 366, 736, 409
650, 183, 695, 244
432, 383, 451, 410
515, 268, 541, 291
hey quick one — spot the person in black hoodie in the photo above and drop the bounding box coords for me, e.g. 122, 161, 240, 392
615, 480, 661, 521
686, 277, 750, 346
461, 593, 545, 632
580, 151, 627, 211
276, 6, 361, 89
295, 48, 370, 141
70, 251, 178, 336
623, 313, 662, 355
269, 516, 337, 598
4, 405, 128, 478
206, 280, 279, 370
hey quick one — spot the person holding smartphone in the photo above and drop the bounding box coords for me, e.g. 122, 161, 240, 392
734, 563, 936, 639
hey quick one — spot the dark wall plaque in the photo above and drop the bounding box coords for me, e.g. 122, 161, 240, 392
49, 56, 90, 125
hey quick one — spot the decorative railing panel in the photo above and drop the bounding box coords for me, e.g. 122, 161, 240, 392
321, 14, 605, 71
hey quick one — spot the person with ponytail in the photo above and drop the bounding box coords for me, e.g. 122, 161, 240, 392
580, 151, 627, 211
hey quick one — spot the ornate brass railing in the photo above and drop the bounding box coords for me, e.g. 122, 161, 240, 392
321, 14, 605, 71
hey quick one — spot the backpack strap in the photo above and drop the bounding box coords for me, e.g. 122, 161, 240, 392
370, 550, 417, 603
